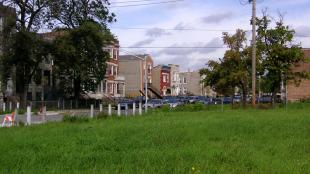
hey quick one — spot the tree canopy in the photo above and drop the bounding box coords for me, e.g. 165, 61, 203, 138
52, 22, 115, 99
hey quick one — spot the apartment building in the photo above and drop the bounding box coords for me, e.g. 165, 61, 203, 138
169, 64, 181, 96
95, 42, 126, 98
179, 71, 213, 96
152, 65, 171, 96
287, 49, 310, 101
119, 54, 153, 97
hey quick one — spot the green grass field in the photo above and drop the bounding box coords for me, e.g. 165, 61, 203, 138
0, 105, 309, 173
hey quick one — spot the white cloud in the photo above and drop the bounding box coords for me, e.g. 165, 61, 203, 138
112, 0, 310, 71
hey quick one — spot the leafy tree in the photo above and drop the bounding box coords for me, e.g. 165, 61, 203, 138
1, 1, 51, 106
47, 0, 116, 29
256, 14, 308, 104
2, 0, 50, 32
201, 30, 252, 108
52, 22, 115, 99
2, 31, 51, 106
200, 59, 235, 98
222, 30, 252, 107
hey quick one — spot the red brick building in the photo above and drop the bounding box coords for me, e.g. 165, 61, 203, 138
287, 49, 310, 101
152, 65, 171, 96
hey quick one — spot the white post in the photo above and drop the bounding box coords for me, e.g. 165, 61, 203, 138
99, 103, 103, 112
108, 104, 112, 116
139, 102, 142, 115
9, 102, 12, 111
117, 104, 121, 116
27, 106, 31, 125
133, 103, 136, 116
14, 108, 18, 126
42, 106, 47, 123
16, 102, 20, 110
90, 104, 94, 118
125, 104, 128, 117
2, 103, 5, 112
57, 99, 60, 109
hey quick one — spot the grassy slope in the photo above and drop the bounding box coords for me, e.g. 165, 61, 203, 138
0, 108, 309, 174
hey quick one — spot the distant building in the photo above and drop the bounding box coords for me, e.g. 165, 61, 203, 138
94, 42, 126, 98
169, 64, 181, 96
179, 71, 213, 96
152, 65, 171, 96
287, 49, 310, 101
119, 54, 153, 98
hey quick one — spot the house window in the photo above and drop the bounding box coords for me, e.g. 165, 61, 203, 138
183, 77, 187, 84
163, 75, 166, 83
114, 67, 118, 76
147, 64, 152, 74
113, 49, 118, 60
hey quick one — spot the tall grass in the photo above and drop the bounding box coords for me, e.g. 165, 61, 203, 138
0, 105, 309, 173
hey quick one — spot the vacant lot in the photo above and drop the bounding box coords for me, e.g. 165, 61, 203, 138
0, 106, 309, 173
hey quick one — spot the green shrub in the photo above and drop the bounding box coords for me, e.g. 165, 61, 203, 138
63, 115, 90, 123
159, 103, 207, 112
96, 112, 109, 119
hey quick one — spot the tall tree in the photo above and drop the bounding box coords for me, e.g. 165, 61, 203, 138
47, 0, 116, 29
201, 30, 252, 108
52, 22, 115, 100
256, 14, 308, 104
1, 1, 51, 107
200, 59, 235, 99
222, 30, 252, 108
2, 0, 50, 32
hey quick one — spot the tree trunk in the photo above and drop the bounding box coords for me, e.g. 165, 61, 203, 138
18, 86, 28, 109
242, 88, 247, 109
272, 91, 276, 108
74, 77, 81, 101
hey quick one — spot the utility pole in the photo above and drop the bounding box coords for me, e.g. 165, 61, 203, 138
250, 0, 257, 108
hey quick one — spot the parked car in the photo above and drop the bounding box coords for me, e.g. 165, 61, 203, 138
257, 96, 272, 103
143, 99, 164, 108
118, 99, 134, 110
233, 95, 241, 103
164, 99, 183, 108
213, 98, 222, 105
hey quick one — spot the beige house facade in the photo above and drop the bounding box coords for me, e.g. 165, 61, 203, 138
119, 54, 153, 98
169, 64, 181, 96
179, 71, 215, 97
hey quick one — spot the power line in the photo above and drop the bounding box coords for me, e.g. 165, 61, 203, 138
110, 0, 167, 4
120, 46, 226, 49
108, 0, 183, 8
110, 27, 244, 32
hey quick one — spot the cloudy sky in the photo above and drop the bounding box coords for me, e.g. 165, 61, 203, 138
108, 0, 310, 71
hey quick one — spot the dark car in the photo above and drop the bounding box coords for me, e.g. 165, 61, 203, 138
143, 99, 164, 108
257, 96, 273, 103
118, 99, 134, 110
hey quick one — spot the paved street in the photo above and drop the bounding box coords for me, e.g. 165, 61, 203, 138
0, 108, 142, 126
